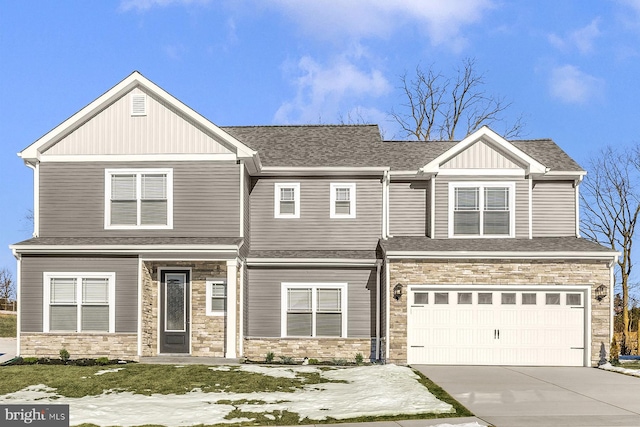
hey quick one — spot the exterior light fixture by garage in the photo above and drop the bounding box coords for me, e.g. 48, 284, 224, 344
393, 284, 403, 300
595, 284, 607, 302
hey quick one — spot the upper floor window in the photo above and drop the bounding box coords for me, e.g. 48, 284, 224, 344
274, 183, 300, 218
43, 272, 116, 333
105, 169, 173, 229
449, 182, 515, 237
330, 183, 356, 218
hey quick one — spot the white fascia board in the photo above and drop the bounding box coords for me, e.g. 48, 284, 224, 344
437, 168, 525, 177
10, 244, 240, 255
246, 258, 378, 267
388, 171, 433, 180
258, 166, 389, 176
39, 153, 238, 163
19, 71, 256, 162
385, 251, 620, 260
420, 126, 547, 175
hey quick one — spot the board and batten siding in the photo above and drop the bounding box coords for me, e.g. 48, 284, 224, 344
39, 161, 240, 238
433, 176, 529, 239
43, 87, 233, 156
440, 140, 527, 169
245, 267, 376, 338
20, 256, 138, 333
250, 177, 382, 250
389, 181, 427, 236
532, 181, 577, 237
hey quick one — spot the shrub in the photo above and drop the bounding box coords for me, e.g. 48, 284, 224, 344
279, 356, 293, 364
331, 358, 348, 366
59, 349, 70, 363
265, 352, 275, 363
610, 337, 620, 364
96, 357, 110, 366
22, 357, 38, 365
308, 358, 319, 365
355, 353, 364, 365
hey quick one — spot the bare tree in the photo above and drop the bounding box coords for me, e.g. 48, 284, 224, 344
389, 58, 524, 141
581, 146, 640, 354
0, 268, 14, 310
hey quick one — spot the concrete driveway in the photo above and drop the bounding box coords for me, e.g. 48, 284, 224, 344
0, 337, 17, 364
414, 365, 640, 427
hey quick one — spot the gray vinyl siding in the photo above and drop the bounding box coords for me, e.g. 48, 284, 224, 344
20, 256, 138, 333
532, 181, 576, 237
389, 181, 427, 236
39, 161, 240, 238
433, 176, 529, 239
246, 267, 376, 338
240, 165, 251, 259
250, 177, 382, 250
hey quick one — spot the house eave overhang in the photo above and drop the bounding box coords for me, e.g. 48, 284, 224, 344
10, 244, 240, 256
246, 258, 378, 267
18, 71, 257, 164
419, 126, 548, 176
385, 251, 619, 260
257, 166, 389, 177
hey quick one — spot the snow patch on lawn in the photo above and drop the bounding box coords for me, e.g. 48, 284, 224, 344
94, 368, 126, 376
431, 423, 485, 427
238, 364, 320, 378
0, 365, 454, 427
599, 363, 640, 378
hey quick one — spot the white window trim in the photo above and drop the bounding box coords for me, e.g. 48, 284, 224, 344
274, 183, 300, 219
104, 168, 174, 230
43, 272, 116, 333
206, 278, 227, 316
448, 181, 516, 238
330, 183, 356, 219
280, 282, 348, 338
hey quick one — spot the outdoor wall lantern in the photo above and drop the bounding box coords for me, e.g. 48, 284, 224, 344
393, 284, 403, 300
595, 285, 607, 302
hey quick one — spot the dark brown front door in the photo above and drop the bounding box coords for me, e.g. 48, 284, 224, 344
160, 270, 190, 353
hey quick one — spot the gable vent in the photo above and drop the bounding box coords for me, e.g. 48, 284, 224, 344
131, 93, 147, 116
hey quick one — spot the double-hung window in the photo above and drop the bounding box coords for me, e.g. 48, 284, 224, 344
206, 279, 227, 316
43, 272, 116, 333
105, 169, 173, 229
449, 182, 514, 237
274, 183, 300, 218
330, 183, 356, 218
281, 283, 347, 337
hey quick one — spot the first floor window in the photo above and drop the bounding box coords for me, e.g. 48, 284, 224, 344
206, 279, 227, 316
44, 273, 115, 333
106, 169, 173, 229
282, 283, 347, 337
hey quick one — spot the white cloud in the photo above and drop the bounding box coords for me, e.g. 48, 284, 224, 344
269, 0, 494, 50
548, 18, 601, 54
549, 65, 604, 105
275, 54, 392, 124
119, 0, 211, 12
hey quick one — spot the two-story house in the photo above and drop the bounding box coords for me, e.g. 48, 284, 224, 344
10, 72, 617, 367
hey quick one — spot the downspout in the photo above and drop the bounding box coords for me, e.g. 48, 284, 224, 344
382, 171, 388, 238
137, 257, 143, 358
239, 259, 245, 358
575, 176, 583, 237
528, 177, 533, 239
24, 161, 39, 237
13, 249, 21, 357
385, 256, 391, 363
375, 259, 381, 361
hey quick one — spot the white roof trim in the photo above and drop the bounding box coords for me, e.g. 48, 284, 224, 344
420, 126, 547, 175
10, 243, 240, 255
385, 251, 619, 260
259, 166, 389, 176
246, 258, 378, 267
19, 71, 256, 163
38, 153, 238, 163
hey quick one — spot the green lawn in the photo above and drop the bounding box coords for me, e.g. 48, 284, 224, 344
0, 364, 473, 427
0, 313, 16, 337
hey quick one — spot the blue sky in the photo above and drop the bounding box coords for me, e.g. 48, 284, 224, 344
1, 0, 640, 282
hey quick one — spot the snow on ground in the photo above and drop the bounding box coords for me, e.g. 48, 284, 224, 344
599, 363, 640, 378
94, 367, 126, 376
431, 424, 484, 427
0, 364, 455, 427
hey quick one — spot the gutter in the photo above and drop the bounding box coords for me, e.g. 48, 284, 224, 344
385, 251, 620, 260
246, 258, 378, 267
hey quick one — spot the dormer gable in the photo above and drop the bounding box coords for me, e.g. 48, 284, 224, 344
19, 71, 257, 165
420, 126, 547, 176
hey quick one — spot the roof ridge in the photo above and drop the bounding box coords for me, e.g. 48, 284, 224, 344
221, 124, 378, 129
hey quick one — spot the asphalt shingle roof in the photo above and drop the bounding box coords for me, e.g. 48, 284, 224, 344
222, 125, 583, 172
12, 237, 242, 246
248, 250, 378, 259
380, 236, 616, 254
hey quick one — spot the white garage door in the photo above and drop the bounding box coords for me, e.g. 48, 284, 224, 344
407, 286, 588, 366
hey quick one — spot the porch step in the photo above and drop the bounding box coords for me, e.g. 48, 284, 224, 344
139, 355, 242, 365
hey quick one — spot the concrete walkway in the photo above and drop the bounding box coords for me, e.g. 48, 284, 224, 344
414, 365, 640, 427
0, 337, 17, 364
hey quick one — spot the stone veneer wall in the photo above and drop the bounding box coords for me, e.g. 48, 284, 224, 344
387, 259, 611, 366
20, 333, 138, 359
243, 338, 372, 362
141, 261, 228, 357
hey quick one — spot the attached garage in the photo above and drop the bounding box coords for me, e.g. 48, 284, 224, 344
407, 285, 589, 366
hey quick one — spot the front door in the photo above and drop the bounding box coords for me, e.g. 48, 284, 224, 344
160, 270, 190, 353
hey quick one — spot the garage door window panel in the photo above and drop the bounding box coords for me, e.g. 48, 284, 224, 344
522, 293, 537, 305
566, 293, 582, 306
434, 293, 449, 304
458, 292, 472, 304
414, 292, 429, 305
501, 293, 516, 305
478, 293, 493, 304
546, 293, 561, 305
